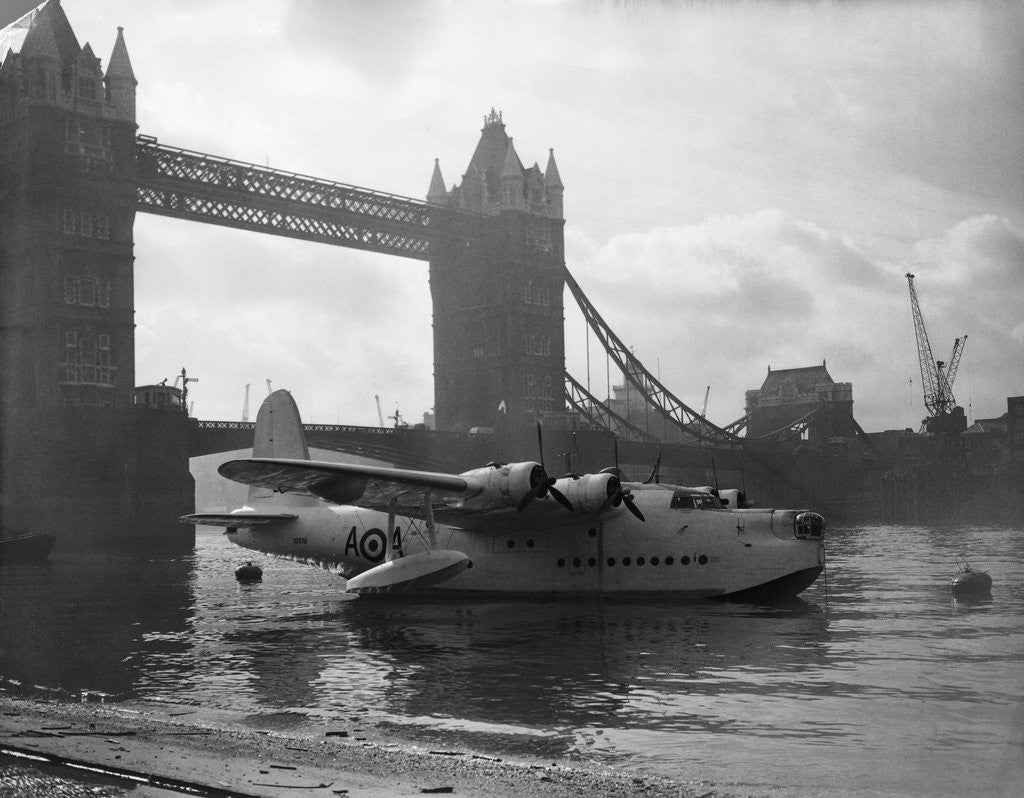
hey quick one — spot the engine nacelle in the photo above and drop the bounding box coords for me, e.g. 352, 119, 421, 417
717, 488, 747, 508
458, 461, 544, 512
552, 473, 619, 514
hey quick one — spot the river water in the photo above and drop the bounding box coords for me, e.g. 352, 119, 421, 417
2, 524, 1021, 797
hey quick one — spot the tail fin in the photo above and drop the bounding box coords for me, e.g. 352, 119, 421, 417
253, 389, 310, 460
248, 390, 318, 507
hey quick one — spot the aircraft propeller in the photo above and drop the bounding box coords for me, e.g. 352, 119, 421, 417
597, 438, 645, 521
598, 477, 645, 522
516, 424, 573, 512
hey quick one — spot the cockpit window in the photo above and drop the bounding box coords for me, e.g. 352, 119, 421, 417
670, 492, 721, 509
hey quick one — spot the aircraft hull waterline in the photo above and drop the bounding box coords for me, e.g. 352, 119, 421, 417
222, 501, 825, 599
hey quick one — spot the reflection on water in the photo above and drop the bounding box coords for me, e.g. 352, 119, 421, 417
0, 550, 195, 699
1, 525, 1022, 797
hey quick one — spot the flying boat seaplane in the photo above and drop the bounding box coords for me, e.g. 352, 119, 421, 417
182, 391, 825, 598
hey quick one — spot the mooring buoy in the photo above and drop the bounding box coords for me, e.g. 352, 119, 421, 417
948, 555, 991, 599
235, 561, 263, 582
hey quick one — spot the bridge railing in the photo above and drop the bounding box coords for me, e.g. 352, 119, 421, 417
194, 419, 430, 436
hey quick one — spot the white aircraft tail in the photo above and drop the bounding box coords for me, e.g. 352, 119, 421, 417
248, 390, 319, 508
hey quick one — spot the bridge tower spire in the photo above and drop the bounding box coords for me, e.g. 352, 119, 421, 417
427, 110, 566, 447
426, 158, 447, 204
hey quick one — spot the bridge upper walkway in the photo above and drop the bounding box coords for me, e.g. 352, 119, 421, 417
134, 136, 483, 259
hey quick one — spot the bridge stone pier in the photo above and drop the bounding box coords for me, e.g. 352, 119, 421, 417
0, 3, 193, 548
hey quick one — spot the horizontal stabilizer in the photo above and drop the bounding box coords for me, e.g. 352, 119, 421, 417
179, 512, 297, 527
345, 550, 470, 595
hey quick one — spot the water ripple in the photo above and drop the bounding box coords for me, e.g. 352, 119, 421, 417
1, 524, 1022, 797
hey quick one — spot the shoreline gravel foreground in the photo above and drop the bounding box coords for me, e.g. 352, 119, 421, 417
0, 696, 724, 797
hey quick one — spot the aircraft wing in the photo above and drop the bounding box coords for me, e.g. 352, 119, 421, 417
217, 457, 597, 532
219, 458, 469, 501
180, 511, 298, 527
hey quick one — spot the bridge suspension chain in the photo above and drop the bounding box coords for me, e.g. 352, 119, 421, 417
564, 267, 739, 446
564, 372, 662, 443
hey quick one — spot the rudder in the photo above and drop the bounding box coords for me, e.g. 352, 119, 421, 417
253, 389, 310, 459
248, 390, 317, 507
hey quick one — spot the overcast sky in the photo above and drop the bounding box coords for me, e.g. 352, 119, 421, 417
6, 0, 1022, 432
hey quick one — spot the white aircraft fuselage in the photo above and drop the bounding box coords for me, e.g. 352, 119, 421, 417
222, 486, 824, 598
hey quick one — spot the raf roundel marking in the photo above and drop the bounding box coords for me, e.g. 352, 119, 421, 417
360, 529, 387, 563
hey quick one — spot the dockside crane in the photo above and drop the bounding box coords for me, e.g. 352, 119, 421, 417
905, 273, 968, 433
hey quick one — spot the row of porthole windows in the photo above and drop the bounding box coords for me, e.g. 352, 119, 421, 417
556, 555, 710, 568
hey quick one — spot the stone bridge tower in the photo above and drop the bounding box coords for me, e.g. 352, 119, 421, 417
0, 1, 192, 546
427, 110, 566, 450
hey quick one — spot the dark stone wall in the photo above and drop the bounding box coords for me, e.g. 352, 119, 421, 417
429, 208, 566, 453
1, 44, 193, 550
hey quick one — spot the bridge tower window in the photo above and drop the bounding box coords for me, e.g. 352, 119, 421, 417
64, 118, 112, 164
79, 277, 95, 306
98, 335, 112, 385
61, 330, 116, 387
524, 282, 550, 306
78, 77, 97, 100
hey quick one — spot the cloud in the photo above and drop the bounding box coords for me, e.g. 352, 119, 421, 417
901, 216, 1024, 415
925, 215, 1024, 279
566, 210, 883, 419
909, 216, 1024, 331
567, 210, 1023, 432
867, 3, 1024, 210
572, 208, 879, 322
133, 215, 435, 425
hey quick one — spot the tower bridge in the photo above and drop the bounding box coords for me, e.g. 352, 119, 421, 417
1, 2, 870, 548
134, 133, 738, 449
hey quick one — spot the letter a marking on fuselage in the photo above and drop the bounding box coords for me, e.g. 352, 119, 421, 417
343, 526, 359, 558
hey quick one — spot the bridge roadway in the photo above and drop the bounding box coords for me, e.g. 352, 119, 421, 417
188, 419, 764, 495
